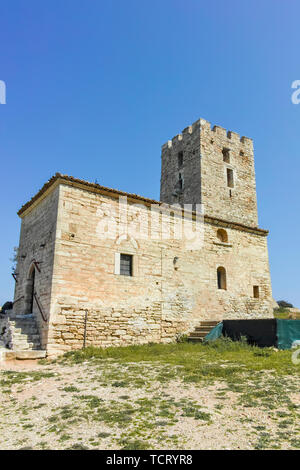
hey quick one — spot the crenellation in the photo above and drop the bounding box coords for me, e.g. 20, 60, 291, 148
172, 134, 183, 144
161, 120, 254, 158
162, 119, 202, 149
227, 130, 240, 141
240, 135, 253, 144
212, 125, 227, 137
182, 125, 193, 135
161, 140, 173, 150
161, 117, 259, 227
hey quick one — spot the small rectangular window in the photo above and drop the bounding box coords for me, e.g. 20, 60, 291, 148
120, 254, 133, 276
227, 168, 234, 188
178, 151, 183, 168
222, 148, 230, 163
253, 286, 260, 299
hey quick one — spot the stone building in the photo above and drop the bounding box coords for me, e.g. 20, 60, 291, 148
4, 118, 272, 357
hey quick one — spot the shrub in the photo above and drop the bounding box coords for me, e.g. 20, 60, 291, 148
278, 300, 294, 308
1, 301, 13, 313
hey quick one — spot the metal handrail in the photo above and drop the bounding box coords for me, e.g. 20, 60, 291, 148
31, 259, 41, 273
12, 296, 24, 305
12, 273, 19, 283
33, 292, 47, 323
83, 310, 88, 349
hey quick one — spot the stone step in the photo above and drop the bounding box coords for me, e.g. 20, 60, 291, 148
191, 331, 210, 337
2, 350, 47, 360
14, 334, 40, 342
10, 322, 37, 329
13, 337, 40, 344
13, 328, 38, 335
188, 336, 204, 342
4, 315, 42, 355
10, 317, 36, 323
15, 350, 46, 360
15, 314, 34, 319
188, 320, 220, 342
13, 341, 40, 350
13, 344, 30, 350
0, 350, 16, 361
13, 339, 41, 346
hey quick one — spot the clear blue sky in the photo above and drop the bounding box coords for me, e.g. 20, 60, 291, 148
0, 0, 299, 307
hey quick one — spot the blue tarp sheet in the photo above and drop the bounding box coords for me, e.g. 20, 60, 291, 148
277, 319, 300, 350
204, 322, 223, 342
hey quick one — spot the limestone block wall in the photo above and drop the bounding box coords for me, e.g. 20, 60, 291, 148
199, 219, 272, 319
200, 119, 258, 227
13, 185, 60, 348
45, 182, 272, 356
160, 120, 202, 209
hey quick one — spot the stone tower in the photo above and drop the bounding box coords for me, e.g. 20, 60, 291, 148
160, 118, 258, 227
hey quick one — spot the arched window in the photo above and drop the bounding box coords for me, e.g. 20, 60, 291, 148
217, 267, 227, 290
217, 229, 228, 243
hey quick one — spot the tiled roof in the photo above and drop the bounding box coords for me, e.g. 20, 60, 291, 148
17, 173, 268, 235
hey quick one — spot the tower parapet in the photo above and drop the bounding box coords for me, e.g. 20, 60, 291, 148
160, 118, 258, 227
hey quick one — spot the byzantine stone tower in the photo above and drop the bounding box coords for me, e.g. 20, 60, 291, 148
160, 118, 259, 227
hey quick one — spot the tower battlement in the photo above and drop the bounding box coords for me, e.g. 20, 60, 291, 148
161, 118, 253, 151
160, 118, 258, 228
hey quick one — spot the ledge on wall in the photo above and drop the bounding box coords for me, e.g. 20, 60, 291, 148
213, 242, 233, 248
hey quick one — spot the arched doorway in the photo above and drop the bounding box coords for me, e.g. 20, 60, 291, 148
25, 265, 36, 314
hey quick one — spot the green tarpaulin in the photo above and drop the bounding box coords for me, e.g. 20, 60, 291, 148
204, 322, 223, 342
203, 319, 300, 350
276, 319, 300, 350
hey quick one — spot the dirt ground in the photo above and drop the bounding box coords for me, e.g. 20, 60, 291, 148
0, 357, 299, 450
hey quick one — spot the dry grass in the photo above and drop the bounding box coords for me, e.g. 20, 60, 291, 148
0, 339, 299, 450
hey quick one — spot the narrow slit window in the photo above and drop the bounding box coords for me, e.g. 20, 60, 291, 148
217, 267, 227, 290
178, 173, 183, 190
227, 168, 234, 188
120, 254, 133, 276
178, 151, 183, 168
253, 286, 260, 299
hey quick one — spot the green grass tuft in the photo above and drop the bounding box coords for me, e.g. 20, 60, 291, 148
61, 338, 299, 380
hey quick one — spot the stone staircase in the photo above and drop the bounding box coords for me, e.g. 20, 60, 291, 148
188, 320, 220, 342
10, 315, 41, 350
0, 313, 46, 360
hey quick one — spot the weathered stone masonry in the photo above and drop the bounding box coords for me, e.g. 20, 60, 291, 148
12, 118, 273, 356
13, 186, 59, 349
161, 118, 258, 226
